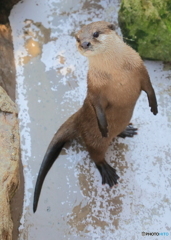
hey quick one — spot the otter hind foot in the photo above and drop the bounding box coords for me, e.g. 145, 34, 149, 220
96, 161, 119, 188
118, 123, 138, 138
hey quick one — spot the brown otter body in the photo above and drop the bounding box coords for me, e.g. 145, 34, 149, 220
33, 21, 158, 212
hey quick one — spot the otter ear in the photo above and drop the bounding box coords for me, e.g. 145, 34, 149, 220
108, 24, 115, 31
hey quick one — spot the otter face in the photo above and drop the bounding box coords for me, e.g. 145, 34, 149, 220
75, 21, 116, 57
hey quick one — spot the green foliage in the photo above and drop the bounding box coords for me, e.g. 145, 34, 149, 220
118, 0, 171, 61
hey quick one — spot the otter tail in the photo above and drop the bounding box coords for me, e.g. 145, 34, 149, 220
33, 112, 78, 213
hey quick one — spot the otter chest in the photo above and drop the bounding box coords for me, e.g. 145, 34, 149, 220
88, 70, 141, 108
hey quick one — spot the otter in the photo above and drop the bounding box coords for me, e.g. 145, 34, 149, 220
33, 21, 158, 212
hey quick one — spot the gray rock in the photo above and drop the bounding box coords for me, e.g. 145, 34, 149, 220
0, 86, 20, 240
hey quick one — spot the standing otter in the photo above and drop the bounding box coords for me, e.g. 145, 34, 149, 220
33, 21, 158, 212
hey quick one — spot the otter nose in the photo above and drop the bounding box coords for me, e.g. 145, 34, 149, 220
81, 41, 91, 49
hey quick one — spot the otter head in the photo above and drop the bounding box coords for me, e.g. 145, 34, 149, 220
75, 21, 116, 57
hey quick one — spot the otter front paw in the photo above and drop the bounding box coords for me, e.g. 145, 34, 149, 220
96, 161, 119, 187
99, 124, 108, 138
147, 89, 158, 115
150, 101, 158, 115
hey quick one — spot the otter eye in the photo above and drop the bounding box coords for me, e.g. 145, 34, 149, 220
76, 37, 80, 43
93, 31, 100, 38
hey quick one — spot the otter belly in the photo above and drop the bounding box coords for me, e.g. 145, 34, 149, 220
106, 106, 135, 139
105, 80, 141, 138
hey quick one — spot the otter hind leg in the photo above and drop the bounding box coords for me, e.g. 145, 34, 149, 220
88, 146, 119, 188
118, 123, 138, 138
96, 161, 119, 187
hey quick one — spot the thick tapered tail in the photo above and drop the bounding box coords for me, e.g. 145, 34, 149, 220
33, 140, 65, 212
33, 112, 78, 213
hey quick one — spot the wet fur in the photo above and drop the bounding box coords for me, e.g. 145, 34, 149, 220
33, 21, 158, 212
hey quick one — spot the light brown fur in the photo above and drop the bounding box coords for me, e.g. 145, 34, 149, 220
33, 21, 158, 212
74, 21, 157, 164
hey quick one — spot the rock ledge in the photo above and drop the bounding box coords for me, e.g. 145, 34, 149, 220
0, 86, 20, 240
